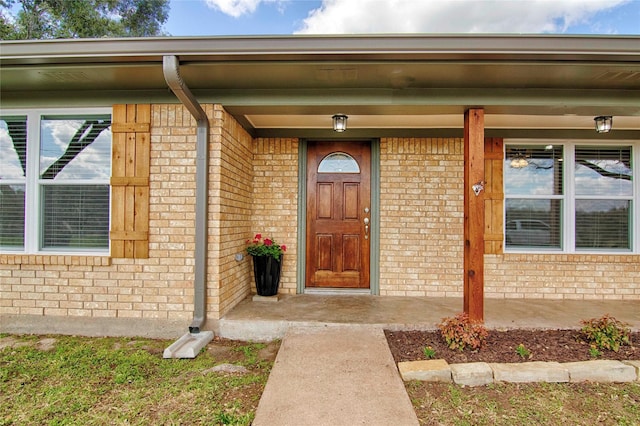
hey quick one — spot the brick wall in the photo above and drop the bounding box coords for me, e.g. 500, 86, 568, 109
3, 120, 639, 331
251, 138, 299, 294
0, 105, 201, 323
485, 254, 640, 300
0, 104, 260, 326
0, 256, 113, 317
377, 137, 639, 300
379, 138, 465, 297
214, 106, 255, 316
145, 104, 199, 321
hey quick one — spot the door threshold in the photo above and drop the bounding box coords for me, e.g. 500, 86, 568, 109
304, 288, 372, 296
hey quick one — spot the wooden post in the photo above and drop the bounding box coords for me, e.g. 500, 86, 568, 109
463, 109, 485, 322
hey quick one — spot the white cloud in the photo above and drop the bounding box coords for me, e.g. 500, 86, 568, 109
205, 0, 285, 18
295, 0, 630, 34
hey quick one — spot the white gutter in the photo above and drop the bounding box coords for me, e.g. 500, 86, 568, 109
162, 55, 210, 336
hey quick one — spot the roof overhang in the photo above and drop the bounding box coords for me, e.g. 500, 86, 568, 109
1, 34, 639, 138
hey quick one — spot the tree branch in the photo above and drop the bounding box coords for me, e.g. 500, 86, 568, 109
40, 120, 111, 179
576, 159, 632, 181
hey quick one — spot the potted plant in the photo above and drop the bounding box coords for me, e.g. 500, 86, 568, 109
246, 234, 286, 296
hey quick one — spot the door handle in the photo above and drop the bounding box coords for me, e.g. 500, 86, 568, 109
364, 217, 369, 239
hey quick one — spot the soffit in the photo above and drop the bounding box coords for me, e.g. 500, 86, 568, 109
2, 59, 639, 92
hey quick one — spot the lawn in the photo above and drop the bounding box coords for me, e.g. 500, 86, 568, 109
0, 334, 278, 426
407, 380, 640, 425
2, 334, 639, 425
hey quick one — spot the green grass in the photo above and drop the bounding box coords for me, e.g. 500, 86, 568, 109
4, 334, 639, 425
0, 335, 277, 426
408, 381, 640, 425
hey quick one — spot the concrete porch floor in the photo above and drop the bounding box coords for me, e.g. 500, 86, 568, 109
217, 294, 639, 341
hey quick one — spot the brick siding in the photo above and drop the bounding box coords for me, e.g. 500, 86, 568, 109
485, 254, 640, 300
2, 112, 638, 331
0, 105, 301, 325
379, 138, 465, 297
214, 105, 257, 315
251, 138, 299, 295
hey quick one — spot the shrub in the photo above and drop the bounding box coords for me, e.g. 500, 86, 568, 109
438, 313, 488, 351
580, 314, 631, 352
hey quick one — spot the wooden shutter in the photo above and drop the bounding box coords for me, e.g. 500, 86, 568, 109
110, 104, 150, 258
484, 138, 504, 254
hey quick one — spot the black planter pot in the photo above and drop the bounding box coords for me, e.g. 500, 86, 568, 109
251, 255, 282, 296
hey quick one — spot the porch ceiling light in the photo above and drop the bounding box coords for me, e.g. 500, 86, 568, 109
332, 114, 348, 132
510, 157, 529, 168
594, 116, 613, 133
509, 150, 529, 169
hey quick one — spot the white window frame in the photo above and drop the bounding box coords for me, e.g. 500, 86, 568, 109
0, 108, 112, 255
504, 139, 638, 254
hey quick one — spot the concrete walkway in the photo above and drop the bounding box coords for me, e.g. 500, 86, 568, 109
252, 326, 419, 426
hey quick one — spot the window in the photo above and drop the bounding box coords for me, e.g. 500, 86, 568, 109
0, 110, 112, 253
318, 152, 360, 173
0, 117, 26, 249
574, 146, 632, 250
505, 142, 636, 253
505, 145, 563, 249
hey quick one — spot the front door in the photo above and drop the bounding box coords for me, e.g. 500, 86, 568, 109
306, 141, 371, 289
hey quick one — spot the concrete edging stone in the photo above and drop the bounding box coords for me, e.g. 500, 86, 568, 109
398, 359, 640, 386
490, 361, 569, 383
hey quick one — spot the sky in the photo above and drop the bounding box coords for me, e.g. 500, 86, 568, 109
165, 0, 640, 36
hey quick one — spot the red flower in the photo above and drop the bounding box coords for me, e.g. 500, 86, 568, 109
246, 233, 286, 260
281, 245, 287, 252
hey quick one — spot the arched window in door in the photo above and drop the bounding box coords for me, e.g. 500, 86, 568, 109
318, 152, 360, 173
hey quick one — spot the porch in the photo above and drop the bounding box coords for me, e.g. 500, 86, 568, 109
216, 294, 640, 341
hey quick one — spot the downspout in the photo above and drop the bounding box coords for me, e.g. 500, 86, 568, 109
163, 55, 209, 333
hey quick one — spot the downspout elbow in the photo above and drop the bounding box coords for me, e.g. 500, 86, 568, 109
163, 55, 209, 334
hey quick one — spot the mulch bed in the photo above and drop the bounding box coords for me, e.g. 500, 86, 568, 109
385, 329, 640, 364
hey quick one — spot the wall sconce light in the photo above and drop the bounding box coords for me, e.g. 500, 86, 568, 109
332, 114, 348, 132
594, 116, 613, 133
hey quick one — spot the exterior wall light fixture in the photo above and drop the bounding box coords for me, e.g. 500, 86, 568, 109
594, 116, 613, 133
332, 114, 348, 132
